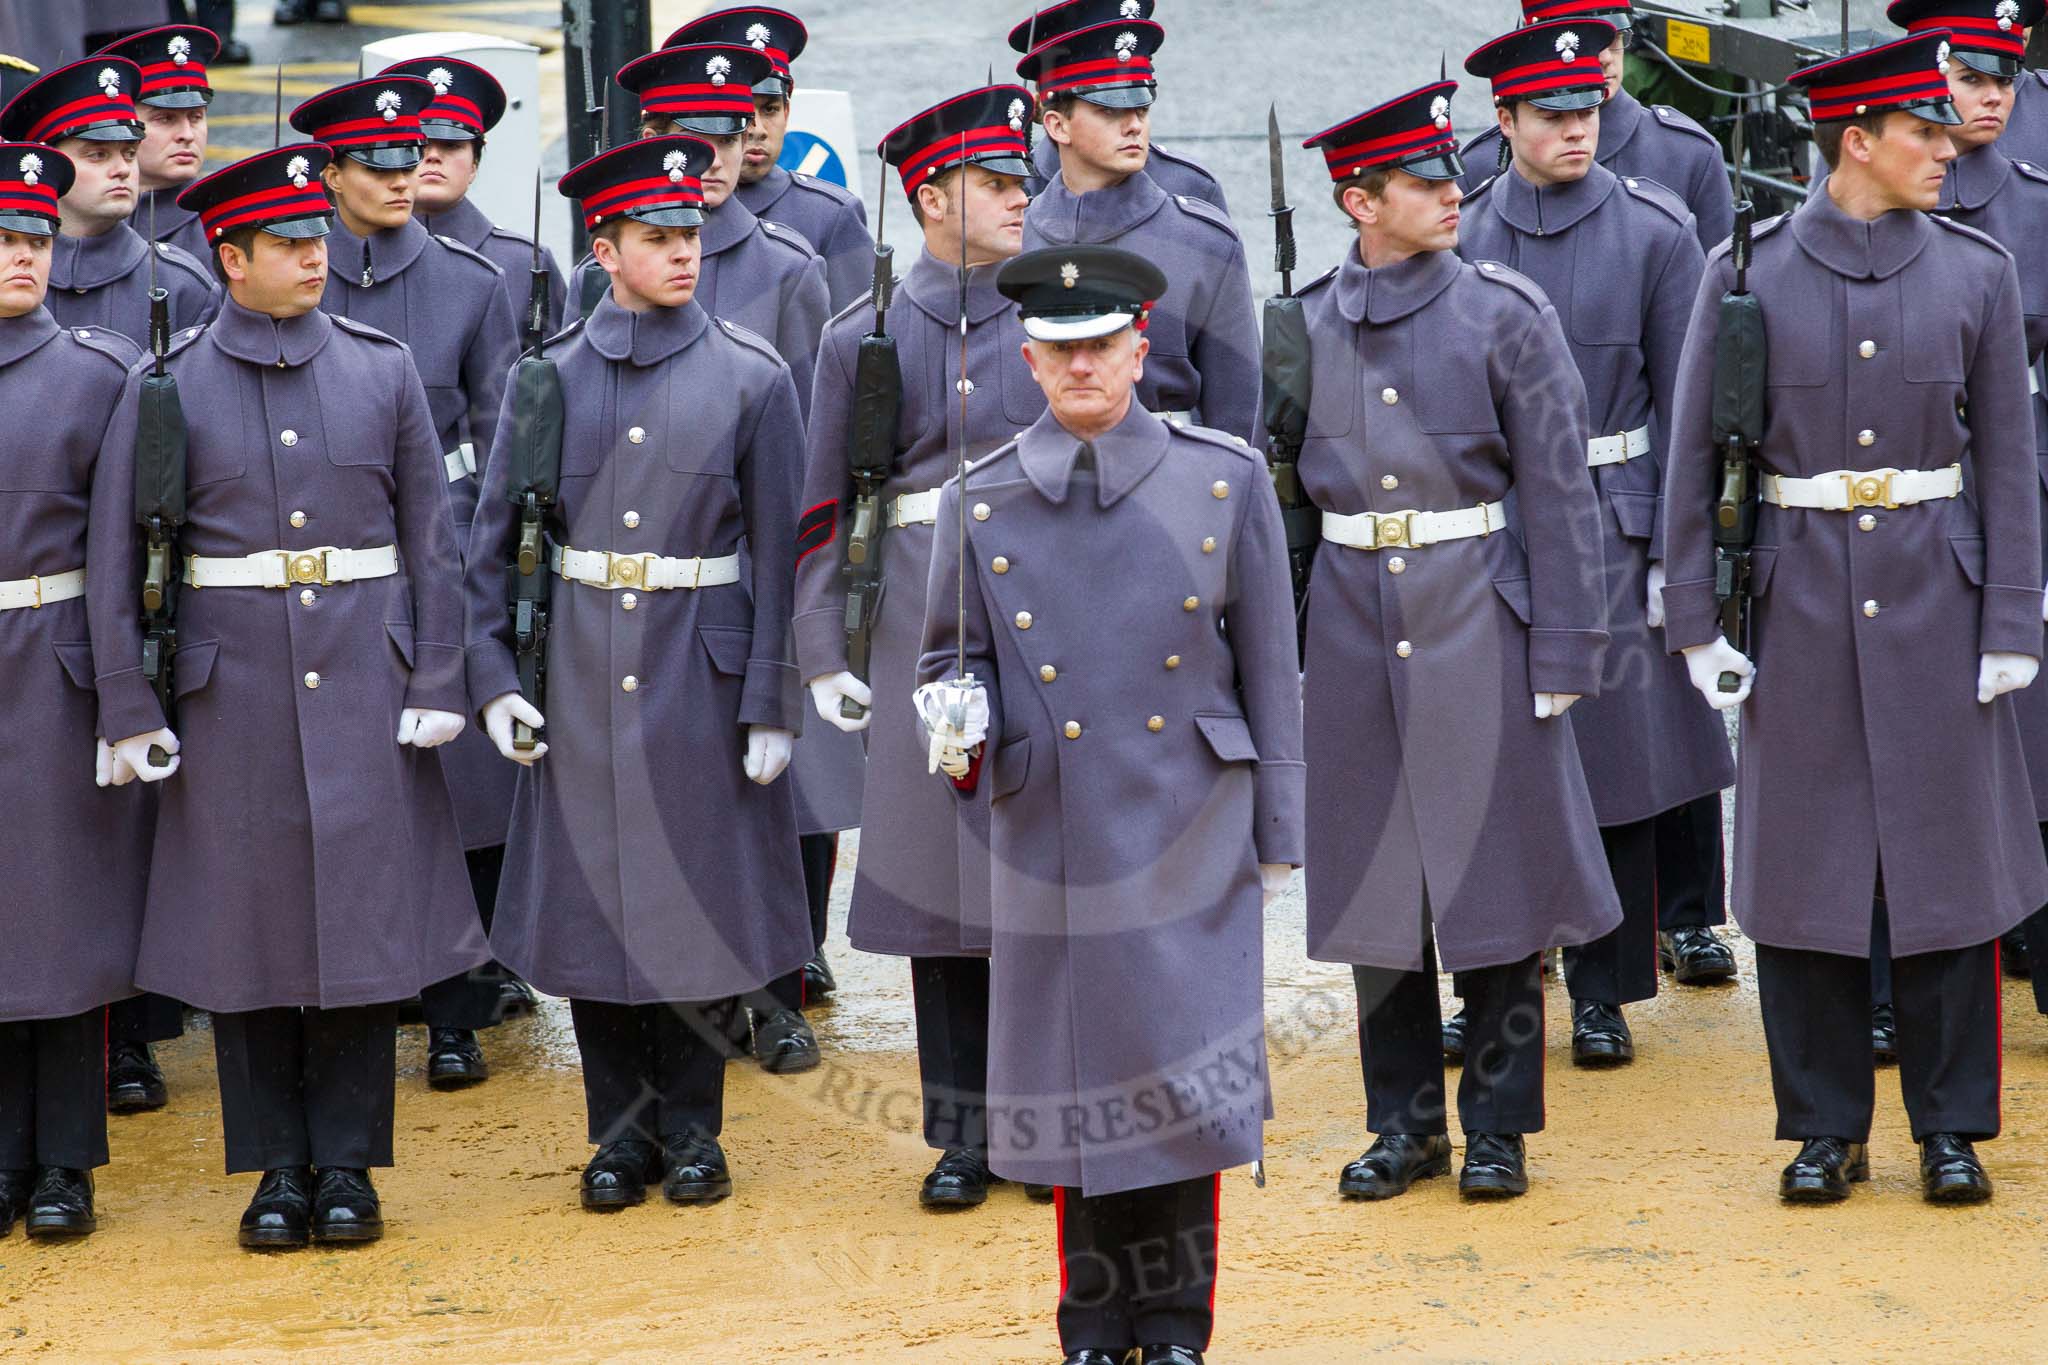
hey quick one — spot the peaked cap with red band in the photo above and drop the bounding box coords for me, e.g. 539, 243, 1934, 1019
1520, 0, 1634, 31
1888, 0, 2045, 78
1304, 81, 1465, 184
177, 142, 335, 243
619, 43, 770, 136
881, 84, 1036, 200
1465, 17, 1616, 111
560, 134, 713, 232
290, 75, 433, 170
0, 56, 144, 145
1789, 30, 1963, 124
378, 56, 506, 141
0, 141, 73, 234
94, 25, 217, 109
662, 8, 807, 96
1007, 0, 1153, 53
1017, 18, 1163, 109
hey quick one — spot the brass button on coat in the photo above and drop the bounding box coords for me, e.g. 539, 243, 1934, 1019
1380, 474, 1398, 490
992, 556, 1010, 574
623, 510, 640, 529
303, 671, 320, 689
1147, 716, 1164, 732
1862, 600, 1879, 618
973, 502, 991, 521
1064, 721, 1081, 739
1015, 611, 1033, 629
1040, 664, 1057, 682
621, 675, 639, 692
1201, 537, 1216, 554
279, 429, 298, 447
1183, 596, 1199, 611
1857, 429, 1875, 447
289, 510, 307, 528
628, 426, 646, 444
1395, 641, 1413, 658
1165, 655, 1181, 669
1858, 340, 1877, 359
1858, 514, 1876, 532
1211, 481, 1228, 499
1381, 388, 1399, 405
298, 589, 316, 606
1387, 556, 1406, 574
621, 592, 638, 610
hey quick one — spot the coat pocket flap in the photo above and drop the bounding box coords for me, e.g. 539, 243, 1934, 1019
52, 641, 96, 691
385, 619, 416, 668
991, 734, 1031, 800
170, 639, 219, 699
1490, 575, 1533, 625
1950, 534, 1986, 587
698, 625, 755, 677
1608, 489, 1657, 541
1194, 711, 1259, 763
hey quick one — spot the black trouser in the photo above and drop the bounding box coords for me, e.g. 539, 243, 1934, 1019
2012, 825, 2048, 1013
174, 0, 239, 38
1654, 792, 1727, 931
801, 832, 837, 951
107, 991, 185, 1047
1055, 1174, 1219, 1355
1562, 816, 1661, 1006
1360, 943, 1545, 1137
212, 1004, 398, 1173
569, 999, 731, 1145
0, 1010, 109, 1171
1755, 880, 2000, 1143
421, 844, 512, 1031
910, 955, 989, 1151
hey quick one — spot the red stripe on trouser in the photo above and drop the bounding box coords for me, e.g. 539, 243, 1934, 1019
1995, 939, 2003, 1129
1053, 1185, 1069, 1299
1206, 1172, 1222, 1315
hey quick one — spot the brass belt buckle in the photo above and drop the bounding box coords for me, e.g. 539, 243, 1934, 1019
1375, 512, 1415, 551
606, 551, 655, 589
286, 549, 331, 586
1843, 471, 1897, 511
679, 557, 702, 590
28, 573, 41, 609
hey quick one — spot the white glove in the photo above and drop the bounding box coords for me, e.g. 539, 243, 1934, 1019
1682, 639, 1755, 711
1534, 692, 1581, 719
914, 677, 991, 776
1978, 651, 2040, 704
743, 725, 794, 784
397, 707, 465, 748
808, 671, 873, 734
2040, 581, 2047, 622
482, 692, 549, 765
108, 728, 180, 785
1646, 562, 1667, 629
95, 737, 128, 787
1260, 863, 1293, 909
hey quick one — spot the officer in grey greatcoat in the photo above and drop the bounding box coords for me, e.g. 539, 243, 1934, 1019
101, 25, 218, 266
797, 85, 1044, 1209
918, 246, 1303, 1365
0, 142, 149, 1243
87, 142, 488, 1250
466, 135, 813, 1214
1662, 31, 2046, 1205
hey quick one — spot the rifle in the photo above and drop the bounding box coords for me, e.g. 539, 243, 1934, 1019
838, 155, 899, 721
1711, 202, 1764, 693
1260, 104, 1318, 623
505, 172, 565, 749
135, 196, 186, 766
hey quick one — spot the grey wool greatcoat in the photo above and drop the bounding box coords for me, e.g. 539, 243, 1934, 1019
1459, 162, 1735, 826
1459, 88, 1736, 253
1023, 171, 1261, 442
918, 401, 1305, 1197
734, 164, 872, 312
1027, 137, 1230, 214
2004, 70, 2048, 166
463, 297, 814, 1005
794, 250, 1045, 959
1297, 247, 1621, 973
85, 298, 489, 1013
45, 226, 215, 343
138, 186, 210, 266
420, 195, 568, 341
321, 213, 520, 851
1661, 190, 2048, 958
1940, 144, 2048, 817
0, 310, 151, 1022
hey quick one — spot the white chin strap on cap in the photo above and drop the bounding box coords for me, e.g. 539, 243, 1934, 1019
1022, 310, 1138, 342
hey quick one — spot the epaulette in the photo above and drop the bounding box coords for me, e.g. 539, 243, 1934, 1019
964, 442, 1019, 479
1927, 213, 2011, 258
153, 239, 213, 285
1170, 193, 1241, 240
1651, 104, 1720, 148
433, 232, 504, 275
486, 224, 540, 250
824, 290, 873, 332
758, 218, 820, 259
1165, 417, 1260, 461
1462, 173, 1499, 203
1458, 125, 1503, 160
1616, 173, 1692, 229
1702, 212, 1789, 268
2011, 159, 2048, 188
543, 315, 587, 349
1150, 142, 1222, 183
67, 326, 141, 370
713, 315, 786, 365
330, 314, 405, 347
1468, 259, 1549, 310
790, 171, 864, 212
1295, 265, 1338, 297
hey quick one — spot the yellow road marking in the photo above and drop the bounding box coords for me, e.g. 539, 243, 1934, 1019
345, 5, 561, 47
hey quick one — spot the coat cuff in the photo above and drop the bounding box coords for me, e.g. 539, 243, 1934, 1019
465, 642, 522, 720
97, 667, 166, 745
741, 658, 802, 732
1252, 758, 1306, 866
1527, 628, 1609, 698
1980, 584, 2044, 659
793, 606, 850, 683
404, 641, 469, 714
1660, 576, 1721, 653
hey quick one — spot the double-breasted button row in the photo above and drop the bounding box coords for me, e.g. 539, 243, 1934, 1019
290, 510, 307, 528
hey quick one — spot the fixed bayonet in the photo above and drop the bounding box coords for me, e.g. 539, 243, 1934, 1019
1267, 103, 1294, 297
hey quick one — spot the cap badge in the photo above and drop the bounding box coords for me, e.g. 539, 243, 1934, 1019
168, 34, 192, 66
375, 88, 402, 121
1429, 94, 1450, 130
287, 153, 310, 188
1555, 30, 1581, 62
1114, 30, 1140, 61
1007, 97, 1027, 131
98, 66, 122, 96
1120, 0, 1142, 15
1998, 0, 2021, 29
746, 22, 772, 49
18, 152, 40, 186
427, 66, 453, 95
664, 148, 689, 182
707, 54, 732, 86
1936, 39, 1952, 72
1060, 261, 1079, 289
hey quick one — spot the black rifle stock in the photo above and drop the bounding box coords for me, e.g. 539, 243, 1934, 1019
506, 175, 563, 749
135, 230, 185, 768
1711, 202, 1764, 693
839, 184, 899, 721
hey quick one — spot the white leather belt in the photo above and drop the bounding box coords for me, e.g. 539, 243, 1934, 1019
0, 566, 85, 611
1588, 425, 1651, 467
1322, 501, 1506, 552
443, 442, 477, 484
185, 545, 399, 588
1762, 464, 1963, 512
885, 488, 942, 527
551, 544, 740, 591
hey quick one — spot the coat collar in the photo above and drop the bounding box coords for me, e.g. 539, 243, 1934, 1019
734, 165, 791, 216
1791, 182, 1932, 280
1940, 142, 2013, 212
419, 195, 494, 252
208, 295, 335, 367
49, 224, 147, 291
1026, 168, 1168, 244
325, 214, 430, 289
583, 292, 711, 365
901, 247, 1012, 327
1336, 244, 1461, 325
1597, 87, 1645, 162
1489, 160, 1617, 237
1013, 397, 1169, 508
700, 193, 761, 257
0, 305, 60, 367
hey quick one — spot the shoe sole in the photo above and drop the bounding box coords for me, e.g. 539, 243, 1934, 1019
664, 1181, 733, 1205
920, 1187, 991, 1209
1572, 1047, 1635, 1068
311, 1222, 384, 1244
1661, 955, 1739, 986
107, 1090, 167, 1114
427, 1070, 489, 1092
759, 1049, 821, 1076
239, 1227, 310, 1249
1339, 1157, 1452, 1201
1458, 1176, 1527, 1199
580, 1188, 647, 1211
1782, 1160, 1869, 1203
1924, 1176, 1992, 1204
24, 1218, 95, 1240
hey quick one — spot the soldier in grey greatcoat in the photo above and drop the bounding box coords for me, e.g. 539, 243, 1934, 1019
1457, 16, 1736, 1068
101, 24, 216, 266
1293, 77, 1620, 1204
466, 135, 812, 1213
1017, 18, 1261, 443
797, 85, 1043, 1209
918, 246, 1302, 1365
88, 142, 488, 1249
1662, 31, 2046, 1205
0, 142, 149, 1243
